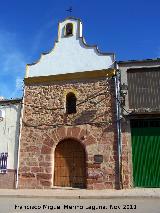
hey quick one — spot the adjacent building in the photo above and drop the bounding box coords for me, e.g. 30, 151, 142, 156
119, 59, 160, 188
0, 99, 21, 188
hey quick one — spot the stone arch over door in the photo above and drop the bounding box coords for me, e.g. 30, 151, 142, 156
54, 138, 86, 188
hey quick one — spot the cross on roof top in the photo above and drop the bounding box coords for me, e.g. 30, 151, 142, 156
66, 6, 72, 16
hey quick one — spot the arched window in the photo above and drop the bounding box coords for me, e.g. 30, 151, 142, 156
66, 92, 76, 114
65, 23, 73, 36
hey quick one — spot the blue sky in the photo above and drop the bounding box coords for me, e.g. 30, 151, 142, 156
0, 0, 160, 99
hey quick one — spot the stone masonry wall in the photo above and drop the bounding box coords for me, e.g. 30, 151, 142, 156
121, 120, 133, 188
18, 77, 120, 189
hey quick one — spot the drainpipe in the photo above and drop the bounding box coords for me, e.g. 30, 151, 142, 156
114, 63, 122, 189
15, 86, 25, 189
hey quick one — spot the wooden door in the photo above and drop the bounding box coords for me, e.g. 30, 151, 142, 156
54, 139, 86, 188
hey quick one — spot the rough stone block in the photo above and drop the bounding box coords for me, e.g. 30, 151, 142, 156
93, 183, 105, 190
43, 135, 54, 148
40, 180, 52, 187
41, 145, 52, 154
21, 173, 35, 178
37, 173, 52, 180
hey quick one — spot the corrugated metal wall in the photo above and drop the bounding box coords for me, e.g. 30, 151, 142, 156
127, 67, 160, 109
131, 119, 160, 187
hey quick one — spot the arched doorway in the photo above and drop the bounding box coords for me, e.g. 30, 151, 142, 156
54, 139, 86, 188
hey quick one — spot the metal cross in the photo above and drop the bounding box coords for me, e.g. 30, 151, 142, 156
66, 7, 72, 16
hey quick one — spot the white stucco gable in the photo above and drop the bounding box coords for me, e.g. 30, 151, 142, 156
26, 17, 115, 78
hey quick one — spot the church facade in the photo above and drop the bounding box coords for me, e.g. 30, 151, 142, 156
0, 17, 159, 189
17, 17, 130, 189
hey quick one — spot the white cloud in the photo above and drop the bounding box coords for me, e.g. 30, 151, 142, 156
0, 18, 57, 99
0, 76, 24, 99
0, 31, 26, 74
0, 82, 12, 99
16, 77, 24, 90
0, 30, 26, 99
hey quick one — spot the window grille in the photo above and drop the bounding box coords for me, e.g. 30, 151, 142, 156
127, 68, 160, 109
0, 153, 8, 173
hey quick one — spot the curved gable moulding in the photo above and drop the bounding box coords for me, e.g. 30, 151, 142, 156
26, 17, 115, 78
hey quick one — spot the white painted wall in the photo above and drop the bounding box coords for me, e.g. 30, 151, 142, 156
27, 18, 115, 78
0, 103, 21, 169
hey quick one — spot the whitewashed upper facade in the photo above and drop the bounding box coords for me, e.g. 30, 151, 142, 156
26, 17, 115, 78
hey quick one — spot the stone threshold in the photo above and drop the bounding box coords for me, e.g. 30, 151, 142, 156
51, 186, 84, 190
